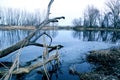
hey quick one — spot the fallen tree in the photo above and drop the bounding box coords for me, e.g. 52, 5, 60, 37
0, 0, 65, 58
0, 0, 65, 79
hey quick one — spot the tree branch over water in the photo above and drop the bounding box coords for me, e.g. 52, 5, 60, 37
0, 0, 65, 58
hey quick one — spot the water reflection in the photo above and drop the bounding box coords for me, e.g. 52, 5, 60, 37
0, 30, 31, 49
0, 30, 58, 50
0, 30, 117, 80
73, 30, 120, 43
1, 30, 118, 50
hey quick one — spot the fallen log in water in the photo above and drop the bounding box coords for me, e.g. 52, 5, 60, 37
0, 54, 58, 75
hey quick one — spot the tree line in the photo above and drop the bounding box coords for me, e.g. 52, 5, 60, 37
0, 8, 41, 26
73, 0, 120, 28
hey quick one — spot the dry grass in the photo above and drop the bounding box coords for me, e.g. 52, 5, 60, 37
0, 26, 58, 30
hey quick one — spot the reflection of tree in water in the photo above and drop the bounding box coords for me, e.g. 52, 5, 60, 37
46, 30, 58, 38
72, 31, 82, 39
73, 30, 120, 43
110, 32, 120, 42
83, 31, 97, 41
98, 31, 108, 41
0, 30, 31, 49
0, 30, 58, 49
73, 31, 98, 41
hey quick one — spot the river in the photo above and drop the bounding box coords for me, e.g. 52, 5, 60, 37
0, 29, 118, 80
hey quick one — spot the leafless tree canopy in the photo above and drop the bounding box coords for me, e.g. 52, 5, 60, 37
0, 8, 41, 26
73, 0, 120, 28
105, 0, 120, 28
84, 5, 100, 27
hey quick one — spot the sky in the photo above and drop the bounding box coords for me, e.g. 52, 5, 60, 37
0, 0, 106, 26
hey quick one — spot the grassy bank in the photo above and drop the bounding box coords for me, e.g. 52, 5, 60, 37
0, 26, 73, 30
76, 47, 120, 80
73, 26, 120, 32
1, 26, 120, 31
0, 26, 59, 30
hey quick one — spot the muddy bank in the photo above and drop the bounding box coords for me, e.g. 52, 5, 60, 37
72, 47, 120, 80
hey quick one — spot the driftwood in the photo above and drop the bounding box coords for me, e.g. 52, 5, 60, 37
0, 0, 65, 58
0, 54, 58, 74
13, 54, 58, 74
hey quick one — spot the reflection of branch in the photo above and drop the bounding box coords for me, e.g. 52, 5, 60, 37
31, 32, 53, 46
28, 42, 63, 49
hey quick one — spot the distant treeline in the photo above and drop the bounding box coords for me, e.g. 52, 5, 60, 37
0, 8, 41, 26
73, 0, 120, 28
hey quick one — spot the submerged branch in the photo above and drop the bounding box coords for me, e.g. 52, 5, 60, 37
0, 54, 58, 75
15, 54, 58, 74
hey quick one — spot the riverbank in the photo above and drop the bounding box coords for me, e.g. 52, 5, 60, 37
74, 47, 120, 80
0, 26, 56, 30
1, 26, 120, 31
73, 26, 120, 32
0, 26, 72, 30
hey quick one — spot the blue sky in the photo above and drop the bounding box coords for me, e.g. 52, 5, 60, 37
0, 0, 106, 26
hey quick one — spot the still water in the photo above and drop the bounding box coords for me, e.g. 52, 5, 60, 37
0, 30, 118, 80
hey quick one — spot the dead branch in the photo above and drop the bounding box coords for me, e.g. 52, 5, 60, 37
0, 54, 58, 75
0, 0, 64, 79
14, 54, 58, 74
0, 0, 65, 58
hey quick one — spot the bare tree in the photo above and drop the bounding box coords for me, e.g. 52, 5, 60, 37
100, 12, 113, 27
72, 5, 100, 27
72, 18, 83, 26
0, 8, 42, 26
105, 0, 120, 28
83, 5, 100, 27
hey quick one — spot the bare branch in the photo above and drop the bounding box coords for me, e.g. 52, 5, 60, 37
0, 54, 58, 75
46, 0, 54, 20
13, 54, 58, 74
0, 0, 65, 58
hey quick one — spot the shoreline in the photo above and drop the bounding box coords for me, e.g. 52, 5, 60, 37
75, 46, 120, 80
1, 26, 120, 31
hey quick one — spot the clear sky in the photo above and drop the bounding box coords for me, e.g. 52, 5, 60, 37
0, 0, 106, 26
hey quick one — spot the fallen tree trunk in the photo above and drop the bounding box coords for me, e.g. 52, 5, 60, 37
0, 39, 29, 58
0, 54, 58, 75
13, 54, 58, 74
0, 0, 64, 79
0, 39, 63, 58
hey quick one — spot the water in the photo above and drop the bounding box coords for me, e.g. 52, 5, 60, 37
0, 30, 118, 80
